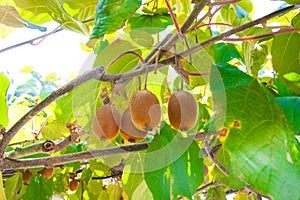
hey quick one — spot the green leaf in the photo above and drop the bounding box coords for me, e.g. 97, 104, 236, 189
4, 172, 22, 200
129, 30, 154, 48
52, 172, 68, 194
206, 186, 227, 200
272, 33, 300, 94
214, 43, 243, 64
210, 64, 300, 200
87, 179, 103, 197
14, 0, 88, 34
284, 0, 300, 4
122, 153, 153, 200
90, 0, 142, 38
128, 14, 173, 34
62, 145, 81, 170
93, 40, 141, 74
273, 78, 295, 96
235, 4, 248, 18
55, 92, 74, 124
23, 175, 54, 200
220, 5, 251, 26
107, 184, 122, 200
89, 159, 110, 177
72, 79, 100, 132
0, 73, 10, 128
63, 0, 97, 22
42, 123, 69, 140
275, 97, 300, 135
292, 12, 300, 28
212, 150, 246, 190
144, 123, 204, 199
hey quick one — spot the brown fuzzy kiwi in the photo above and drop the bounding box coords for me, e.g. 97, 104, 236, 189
92, 104, 121, 140
129, 89, 161, 131
69, 180, 79, 191
168, 90, 198, 131
38, 167, 54, 179
22, 169, 34, 184
120, 109, 147, 143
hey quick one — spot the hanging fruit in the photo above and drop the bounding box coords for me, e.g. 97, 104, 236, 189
92, 104, 121, 140
168, 90, 198, 131
120, 109, 147, 143
129, 89, 161, 131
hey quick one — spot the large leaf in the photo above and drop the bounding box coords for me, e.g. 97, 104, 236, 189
122, 153, 153, 200
63, 0, 97, 22
93, 40, 141, 74
210, 64, 300, 200
275, 97, 300, 135
23, 175, 54, 200
272, 33, 300, 94
284, 0, 300, 4
0, 172, 6, 200
0, 73, 10, 128
127, 14, 173, 34
144, 123, 203, 199
292, 12, 300, 28
14, 0, 89, 34
214, 43, 244, 64
90, 0, 142, 38
4, 172, 23, 200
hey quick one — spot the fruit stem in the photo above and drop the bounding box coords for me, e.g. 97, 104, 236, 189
164, 0, 184, 38
107, 50, 146, 69
179, 67, 210, 76
31, 25, 61, 46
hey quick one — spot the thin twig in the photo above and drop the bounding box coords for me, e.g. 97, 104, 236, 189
0, 143, 149, 170
177, 5, 298, 59
203, 133, 229, 176
0, 18, 94, 54
245, 186, 271, 200
162, 0, 210, 50
178, 182, 223, 199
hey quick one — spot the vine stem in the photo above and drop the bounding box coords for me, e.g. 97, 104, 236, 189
164, 0, 183, 38
0, 132, 210, 170
224, 28, 300, 42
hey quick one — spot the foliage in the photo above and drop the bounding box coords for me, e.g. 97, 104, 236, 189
1, 0, 300, 199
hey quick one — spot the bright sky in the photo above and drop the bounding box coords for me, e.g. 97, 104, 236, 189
0, 0, 283, 91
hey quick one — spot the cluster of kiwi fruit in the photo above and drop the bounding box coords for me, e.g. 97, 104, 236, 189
92, 88, 198, 143
22, 167, 54, 184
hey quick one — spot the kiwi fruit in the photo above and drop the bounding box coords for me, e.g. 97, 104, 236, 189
38, 167, 54, 179
129, 89, 161, 131
92, 104, 121, 140
69, 180, 79, 191
168, 90, 198, 131
22, 169, 34, 184
120, 109, 147, 143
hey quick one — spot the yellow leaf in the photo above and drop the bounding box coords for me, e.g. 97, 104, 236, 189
0, 171, 6, 200
20, 66, 34, 73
